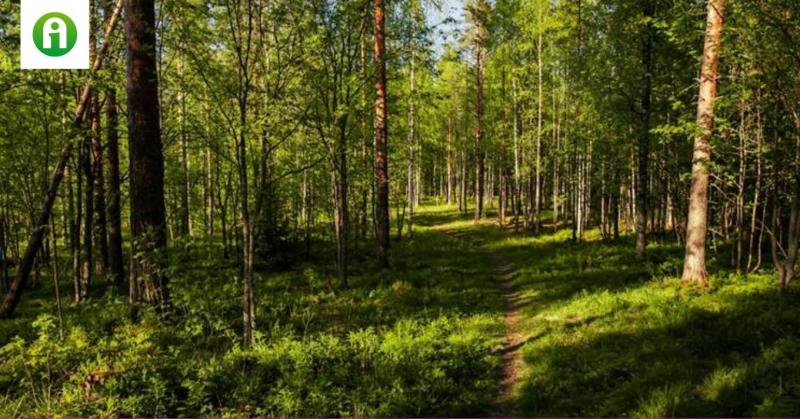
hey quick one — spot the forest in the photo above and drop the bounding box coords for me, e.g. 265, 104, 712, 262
1, 0, 800, 416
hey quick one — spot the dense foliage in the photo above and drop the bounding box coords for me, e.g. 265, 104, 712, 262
2, 0, 800, 416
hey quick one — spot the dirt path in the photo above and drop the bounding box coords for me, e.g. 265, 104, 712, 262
492, 251, 522, 417
438, 226, 522, 416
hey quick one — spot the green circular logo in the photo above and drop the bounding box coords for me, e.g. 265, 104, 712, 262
32, 12, 78, 57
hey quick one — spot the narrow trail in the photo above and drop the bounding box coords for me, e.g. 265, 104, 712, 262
491, 250, 522, 417
437, 223, 522, 416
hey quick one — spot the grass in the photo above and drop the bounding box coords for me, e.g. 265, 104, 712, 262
1, 202, 800, 417
484, 219, 800, 417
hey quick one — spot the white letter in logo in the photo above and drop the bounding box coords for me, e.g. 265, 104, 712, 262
43, 17, 67, 49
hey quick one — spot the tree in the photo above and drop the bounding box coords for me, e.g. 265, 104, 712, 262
126, 0, 169, 304
465, 0, 490, 221
635, 0, 654, 257
106, 89, 124, 285
374, 0, 390, 269
681, 0, 726, 285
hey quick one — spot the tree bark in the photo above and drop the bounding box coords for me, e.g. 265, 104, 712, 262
681, 0, 725, 285
126, 0, 169, 304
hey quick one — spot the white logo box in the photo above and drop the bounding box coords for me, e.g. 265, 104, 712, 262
20, 0, 90, 69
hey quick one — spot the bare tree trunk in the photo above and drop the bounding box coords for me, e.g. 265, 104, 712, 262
474, 42, 485, 221
635, 0, 653, 257
0, 216, 7, 292
81, 99, 94, 299
178, 60, 191, 238
335, 120, 349, 288
50, 215, 64, 340
747, 101, 763, 272
73, 159, 82, 302
534, 2, 544, 232
681, 0, 725, 285
552, 79, 560, 226
734, 105, 746, 271
106, 89, 124, 285
407, 56, 416, 239
373, 0, 390, 269
91, 94, 109, 277
513, 79, 521, 230
126, 0, 169, 304
205, 147, 216, 236
446, 113, 454, 205
460, 150, 468, 213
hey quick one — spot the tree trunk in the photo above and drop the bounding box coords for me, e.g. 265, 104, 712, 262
0, 216, 7, 292
534, 3, 544, 232
106, 89, 124, 285
178, 62, 191, 238
635, 0, 654, 257
126, 0, 169, 304
374, 0, 390, 269
73, 159, 82, 302
334, 118, 349, 288
474, 42, 485, 221
681, 0, 725, 285
513, 79, 521, 230
81, 99, 94, 299
407, 55, 416, 239
91, 94, 109, 277
446, 113, 454, 205
747, 101, 763, 272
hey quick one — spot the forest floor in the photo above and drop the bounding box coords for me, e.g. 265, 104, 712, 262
2, 203, 800, 417
421, 203, 800, 417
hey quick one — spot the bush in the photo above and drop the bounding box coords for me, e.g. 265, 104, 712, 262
0, 313, 498, 417
183, 316, 499, 417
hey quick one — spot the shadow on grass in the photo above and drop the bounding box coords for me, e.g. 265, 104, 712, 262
418, 207, 800, 417
516, 287, 800, 417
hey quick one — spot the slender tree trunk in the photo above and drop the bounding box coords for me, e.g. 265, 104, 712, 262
178, 60, 191, 238
0, 216, 7, 292
237, 115, 256, 345
513, 80, 521, 230
734, 105, 746, 271
73, 159, 82, 302
474, 43, 485, 221
681, 0, 726, 285
447, 113, 454, 205
50, 215, 64, 340
106, 89, 124, 285
747, 102, 763, 272
126, 0, 169, 304
635, 0, 654, 257
91, 94, 109, 277
534, 3, 544, 232
81, 99, 94, 299
373, 0, 390, 269
407, 56, 416, 239
335, 119, 349, 287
